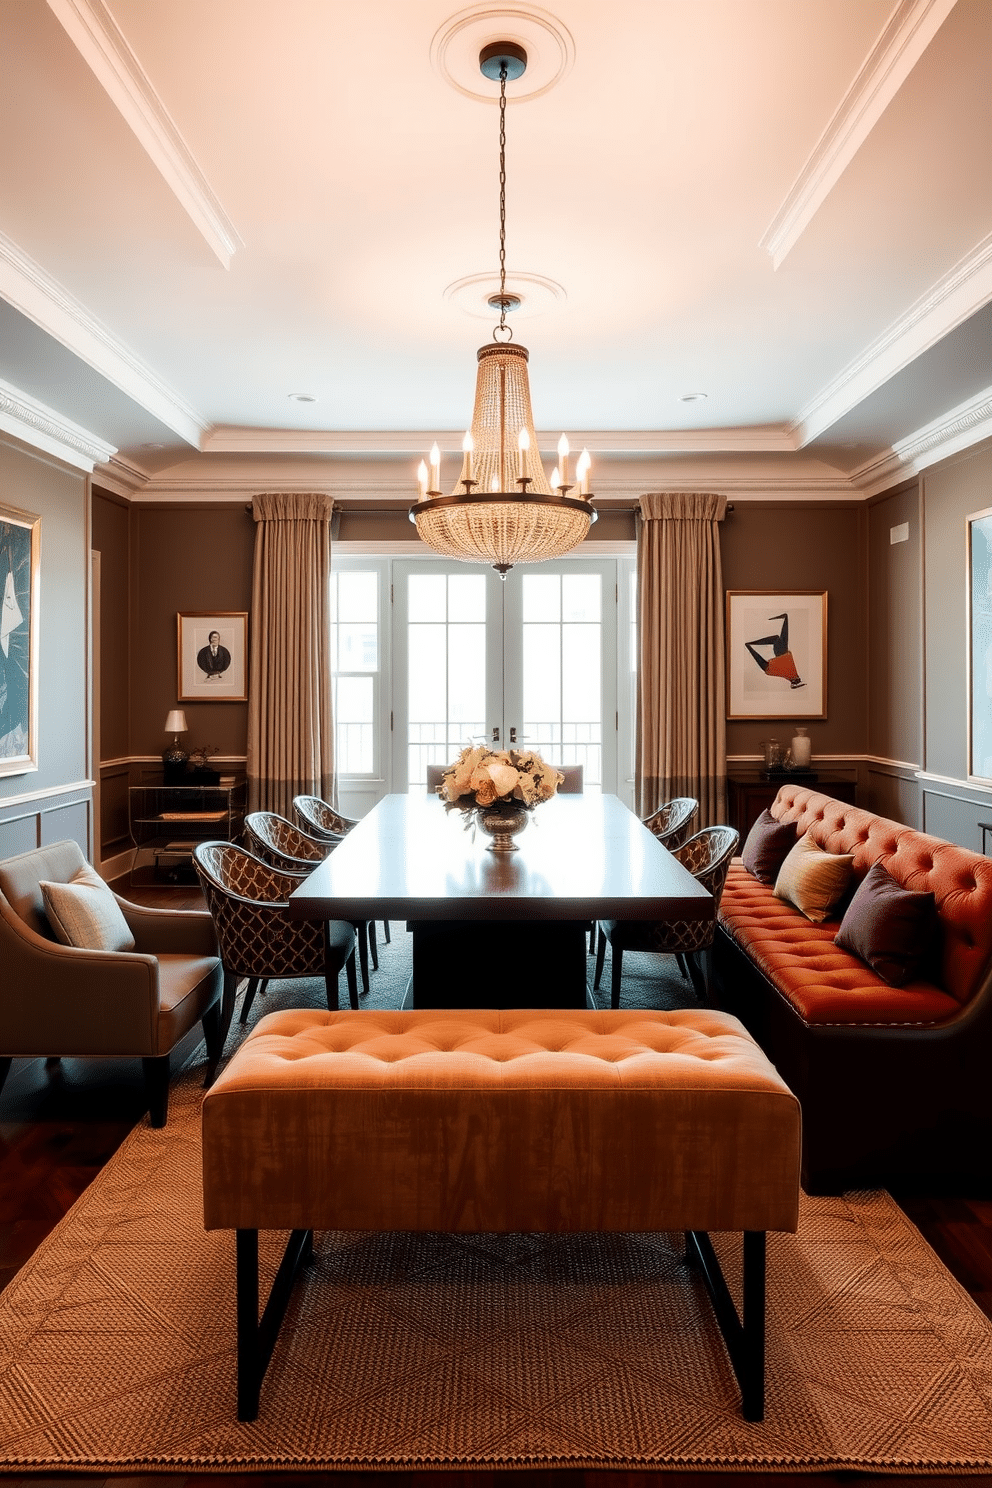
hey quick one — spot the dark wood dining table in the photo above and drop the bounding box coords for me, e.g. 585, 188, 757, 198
287, 792, 713, 1008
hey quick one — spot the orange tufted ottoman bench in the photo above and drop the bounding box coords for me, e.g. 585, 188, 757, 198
202, 1006, 801, 1422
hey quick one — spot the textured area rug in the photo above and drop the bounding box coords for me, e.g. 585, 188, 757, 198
1, 967, 992, 1472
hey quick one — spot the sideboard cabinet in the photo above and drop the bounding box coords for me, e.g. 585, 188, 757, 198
727, 775, 857, 842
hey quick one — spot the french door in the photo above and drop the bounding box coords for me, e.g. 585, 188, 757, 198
390, 558, 619, 792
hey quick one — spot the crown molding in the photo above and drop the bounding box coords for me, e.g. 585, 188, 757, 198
849, 383, 992, 496
92, 454, 153, 496
46, 0, 241, 268
793, 230, 992, 447
201, 425, 802, 456
0, 375, 115, 471
761, 0, 958, 267
0, 231, 208, 447
893, 385, 992, 469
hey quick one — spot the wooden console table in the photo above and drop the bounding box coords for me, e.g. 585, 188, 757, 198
727, 775, 857, 841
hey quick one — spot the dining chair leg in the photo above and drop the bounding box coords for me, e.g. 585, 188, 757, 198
345, 948, 359, 1010
593, 927, 607, 990
239, 977, 263, 1026
588, 921, 597, 957
382, 920, 391, 944
369, 920, 379, 972
355, 922, 370, 995
675, 953, 690, 982
611, 946, 624, 1010
220, 968, 239, 1047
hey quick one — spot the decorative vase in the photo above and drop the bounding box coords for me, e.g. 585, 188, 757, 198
790, 726, 812, 769
476, 800, 529, 852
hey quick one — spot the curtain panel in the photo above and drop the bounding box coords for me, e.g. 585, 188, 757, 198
247, 493, 334, 819
636, 492, 728, 828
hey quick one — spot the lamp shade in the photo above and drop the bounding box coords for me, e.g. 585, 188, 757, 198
164, 710, 188, 734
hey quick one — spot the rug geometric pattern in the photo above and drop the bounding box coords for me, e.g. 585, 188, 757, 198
2, 959, 992, 1470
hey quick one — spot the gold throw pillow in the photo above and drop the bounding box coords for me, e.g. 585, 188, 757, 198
773, 831, 853, 923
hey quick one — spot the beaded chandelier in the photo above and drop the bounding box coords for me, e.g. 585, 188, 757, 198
410, 41, 595, 577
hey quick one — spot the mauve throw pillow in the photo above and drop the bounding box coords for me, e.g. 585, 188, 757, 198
835, 860, 937, 986
741, 810, 797, 883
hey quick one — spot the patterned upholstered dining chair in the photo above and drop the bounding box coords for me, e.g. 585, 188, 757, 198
593, 824, 739, 1008
642, 796, 698, 850
292, 795, 391, 950
292, 795, 358, 841
193, 841, 358, 1039
244, 810, 380, 994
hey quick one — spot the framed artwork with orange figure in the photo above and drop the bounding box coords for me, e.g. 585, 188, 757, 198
726, 591, 826, 720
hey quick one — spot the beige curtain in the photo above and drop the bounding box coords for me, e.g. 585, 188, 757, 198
247, 493, 334, 819
636, 492, 728, 828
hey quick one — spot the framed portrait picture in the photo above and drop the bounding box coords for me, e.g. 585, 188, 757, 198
726, 591, 827, 720
967, 507, 992, 784
177, 612, 248, 702
0, 503, 41, 777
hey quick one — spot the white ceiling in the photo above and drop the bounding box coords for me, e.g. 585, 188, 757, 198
0, 0, 989, 495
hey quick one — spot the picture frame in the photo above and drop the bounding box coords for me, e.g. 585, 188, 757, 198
726, 590, 827, 720
0, 503, 41, 777
967, 507, 992, 785
177, 612, 248, 702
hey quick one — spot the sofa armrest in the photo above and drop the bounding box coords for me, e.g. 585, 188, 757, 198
116, 898, 219, 957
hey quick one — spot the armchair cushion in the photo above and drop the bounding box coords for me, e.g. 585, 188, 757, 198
40, 864, 136, 952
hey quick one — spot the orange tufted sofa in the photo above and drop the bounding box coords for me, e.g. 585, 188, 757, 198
203, 1006, 801, 1421
712, 786, 992, 1189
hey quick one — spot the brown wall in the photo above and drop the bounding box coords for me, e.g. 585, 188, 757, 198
130, 504, 254, 757
720, 502, 869, 763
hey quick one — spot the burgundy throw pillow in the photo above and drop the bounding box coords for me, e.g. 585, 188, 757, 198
834, 860, 938, 987
741, 810, 797, 884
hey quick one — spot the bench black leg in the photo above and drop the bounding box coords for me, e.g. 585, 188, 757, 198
236, 1226, 313, 1421
142, 1055, 171, 1128
686, 1229, 766, 1420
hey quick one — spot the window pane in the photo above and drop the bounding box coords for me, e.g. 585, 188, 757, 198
408, 623, 447, 721
409, 574, 446, 622
338, 622, 377, 671
335, 677, 374, 773
522, 574, 560, 622
338, 570, 377, 622
563, 624, 600, 721
448, 574, 485, 622
563, 573, 600, 623
448, 623, 486, 722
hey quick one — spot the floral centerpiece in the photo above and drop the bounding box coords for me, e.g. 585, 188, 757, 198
438, 745, 563, 851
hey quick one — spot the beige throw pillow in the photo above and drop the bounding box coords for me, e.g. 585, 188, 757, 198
773, 831, 854, 923
40, 863, 136, 952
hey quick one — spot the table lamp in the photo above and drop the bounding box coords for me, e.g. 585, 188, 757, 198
163, 709, 189, 782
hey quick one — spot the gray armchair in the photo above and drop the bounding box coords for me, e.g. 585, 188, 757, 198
0, 839, 223, 1126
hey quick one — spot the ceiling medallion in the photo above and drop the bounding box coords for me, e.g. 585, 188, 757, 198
411, 41, 594, 577
444, 270, 566, 321
431, 5, 575, 103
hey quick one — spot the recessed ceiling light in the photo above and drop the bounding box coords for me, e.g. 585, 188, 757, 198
141, 441, 165, 449
678, 392, 708, 403
289, 393, 317, 403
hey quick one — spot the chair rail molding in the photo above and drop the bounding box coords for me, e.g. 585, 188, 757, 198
0, 778, 95, 812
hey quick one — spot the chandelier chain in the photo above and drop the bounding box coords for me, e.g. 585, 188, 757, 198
498, 60, 507, 330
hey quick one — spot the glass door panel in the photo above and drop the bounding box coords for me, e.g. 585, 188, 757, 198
392, 561, 503, 789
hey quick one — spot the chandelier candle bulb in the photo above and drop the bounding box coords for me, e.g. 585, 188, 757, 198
417, 460, 429, 500
518, 426, 530, 480
429, 442, 441, 493
550, 465, 561, 491
459, 431, 475, 485
557, 434, 569, 486
577, 448, 591, 496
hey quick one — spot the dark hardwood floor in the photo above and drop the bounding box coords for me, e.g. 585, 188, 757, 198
1, 875, 990, 1485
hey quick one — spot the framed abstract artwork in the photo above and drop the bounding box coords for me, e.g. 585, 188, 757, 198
967, 507, 992, 784
0, 503, 41, 777
726, 590, 827, 720
177, 612, 248, 702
